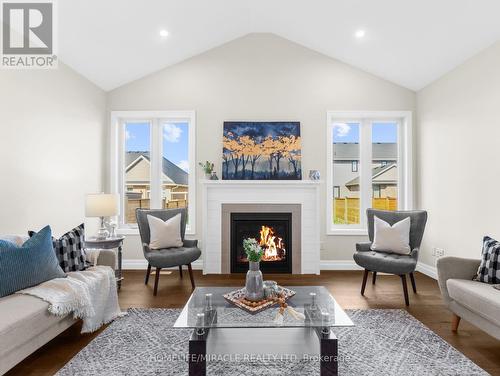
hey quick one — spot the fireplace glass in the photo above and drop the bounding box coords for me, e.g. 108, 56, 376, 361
230, 212, 292, 273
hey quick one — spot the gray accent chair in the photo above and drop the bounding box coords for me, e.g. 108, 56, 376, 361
437, 256, 500, 339
353, 209, 428, 306
136, 208, 201, 296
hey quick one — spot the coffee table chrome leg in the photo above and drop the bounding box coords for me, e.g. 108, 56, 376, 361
189, 328, 208, 376
315, 327, 338, 376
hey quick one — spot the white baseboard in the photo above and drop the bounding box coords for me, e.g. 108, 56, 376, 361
122, 259, 148, 269
122, 258, 437, 279
123, 259, 360, 271
319, 260, 363, 270
416, 262, 437, 280
122, 259, 203, 270
321, 259, 438, 279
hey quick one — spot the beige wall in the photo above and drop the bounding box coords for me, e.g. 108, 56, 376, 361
108, 33, 416, 262
0, 63, 106, 236
4, 34, 497, 271
416, 41, 500, 266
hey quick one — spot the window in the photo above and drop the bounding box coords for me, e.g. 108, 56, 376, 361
123, 122, 151, 224
111, 111, 196, 234
332, 122, 361, 225
326, 111, 412, 235
372, 122, 398, 212
161, 121, 190, 211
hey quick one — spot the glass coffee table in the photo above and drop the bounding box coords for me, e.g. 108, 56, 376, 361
174, 286, 354, 376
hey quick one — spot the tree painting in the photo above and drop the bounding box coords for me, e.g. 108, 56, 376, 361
222, 122, 302, 180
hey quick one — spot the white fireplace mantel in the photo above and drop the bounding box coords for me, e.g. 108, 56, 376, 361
201, 180, 321, 274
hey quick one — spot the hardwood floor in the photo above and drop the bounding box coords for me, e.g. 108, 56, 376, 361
7, 270, 500, 375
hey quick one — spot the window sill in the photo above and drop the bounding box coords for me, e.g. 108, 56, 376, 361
326, 228, 368, 236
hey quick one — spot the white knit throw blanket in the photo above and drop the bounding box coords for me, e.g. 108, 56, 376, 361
17, 266, 126, 333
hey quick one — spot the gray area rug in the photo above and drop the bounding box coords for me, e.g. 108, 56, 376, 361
57, 308, 487, 376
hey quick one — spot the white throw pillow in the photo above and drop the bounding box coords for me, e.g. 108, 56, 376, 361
147, 214, 183, 250
370, 216, 411, 255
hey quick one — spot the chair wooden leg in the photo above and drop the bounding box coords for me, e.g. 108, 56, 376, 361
361, 269, 369, 296
187, 263, 195, 289
179, 265, 183, 278
145, 264, 151, 285
400, 274, 410, 306
451, 313, 461, 332
153, 267, 161, 296
409, 272, 417, 293
372, 271, 377, 285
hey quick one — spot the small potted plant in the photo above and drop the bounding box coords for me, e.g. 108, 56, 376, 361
243, 238, 264, 301
199, 161, 215, 179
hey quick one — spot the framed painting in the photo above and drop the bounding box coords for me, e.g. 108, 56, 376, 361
222, 121, 301, 180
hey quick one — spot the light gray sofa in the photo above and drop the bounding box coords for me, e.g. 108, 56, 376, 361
0, 249, 116, 375
437, 256, 500, 340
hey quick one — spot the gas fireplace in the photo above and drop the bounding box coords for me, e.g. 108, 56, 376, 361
230, 212, 292, 273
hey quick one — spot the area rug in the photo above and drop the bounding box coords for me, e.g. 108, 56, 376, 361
56, 309, 487, 375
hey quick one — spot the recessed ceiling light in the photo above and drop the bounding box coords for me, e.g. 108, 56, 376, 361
159, 29, 169, 38
354, 29, 366, 39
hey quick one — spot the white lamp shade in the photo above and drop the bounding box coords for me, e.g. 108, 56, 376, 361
85, 193, 120, 217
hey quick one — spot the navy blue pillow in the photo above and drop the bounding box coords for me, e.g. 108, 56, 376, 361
0, 225, 66, 297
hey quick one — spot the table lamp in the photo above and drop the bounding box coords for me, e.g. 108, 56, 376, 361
85, 193, 120, 240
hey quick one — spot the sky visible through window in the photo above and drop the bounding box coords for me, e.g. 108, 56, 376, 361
125, 122, 189, 172
333, 122, 397, 143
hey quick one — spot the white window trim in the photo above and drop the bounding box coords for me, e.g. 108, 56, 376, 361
110, 110, 196, 235
326, 111, 413, 236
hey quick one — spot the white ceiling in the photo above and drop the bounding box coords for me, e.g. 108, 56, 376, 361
59, 0, 500, 91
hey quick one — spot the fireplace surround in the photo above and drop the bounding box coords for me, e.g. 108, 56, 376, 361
230, 212, 293, 273
201, 180, 321, 274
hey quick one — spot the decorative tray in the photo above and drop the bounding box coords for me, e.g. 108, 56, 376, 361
223, 287, 295, 314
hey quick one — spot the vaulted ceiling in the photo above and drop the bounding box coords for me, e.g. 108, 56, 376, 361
58, 0, 500, 91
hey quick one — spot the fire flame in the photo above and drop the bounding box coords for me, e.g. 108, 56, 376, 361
259, 225, 286, 261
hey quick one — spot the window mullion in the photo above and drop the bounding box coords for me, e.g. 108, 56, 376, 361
150, 119, 162, 209
187, 116, 196, 234
359, 119, 372, 228
117, 119, 126, 226
398, 119, 410, 210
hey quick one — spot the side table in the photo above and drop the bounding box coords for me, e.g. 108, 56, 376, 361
84, 236, 125, 289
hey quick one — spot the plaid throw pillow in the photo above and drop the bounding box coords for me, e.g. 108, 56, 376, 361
29, 224, 86, 272
475, 236, 500, 284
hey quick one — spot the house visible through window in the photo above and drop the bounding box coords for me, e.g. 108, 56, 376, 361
327, 112, 412, 233
111, 111, 196, 234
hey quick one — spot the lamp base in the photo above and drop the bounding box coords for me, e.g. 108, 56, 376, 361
95, 217, 109, 240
